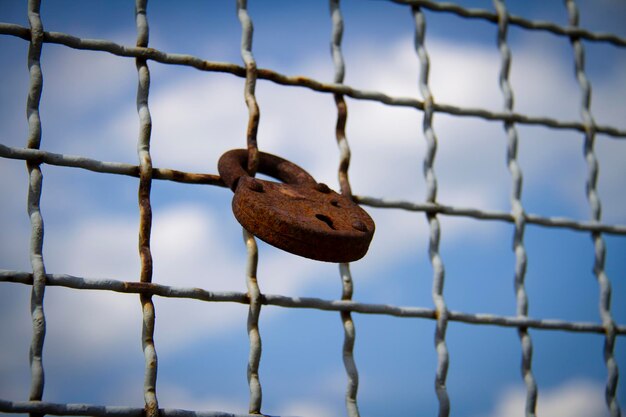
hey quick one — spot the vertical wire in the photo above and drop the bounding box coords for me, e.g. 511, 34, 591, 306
330, 2, 360, 416
237, 1, 263, 413
237, 0, 260, 175
564, 2, 621, 416
135, 1, 159, 416
339, 264, 360, 417
243, 229, 262, 414
25, 0, 46, 412
493, 2, 538, 416
411, 6, 450, 417
330, 0, 351, 198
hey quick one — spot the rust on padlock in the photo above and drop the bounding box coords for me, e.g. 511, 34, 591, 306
218, 149, 375, 263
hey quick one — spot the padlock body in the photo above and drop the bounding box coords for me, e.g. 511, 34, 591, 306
233, 176, 374, 263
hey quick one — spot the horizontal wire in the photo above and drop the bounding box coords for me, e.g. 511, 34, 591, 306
0, 399, 262, 417
0, 143, 225, 186
2, 270, 625, 335
355, 195, 626, 235
1, 23, 625, 138
2, 143, 624, 236
390, 0, 626, 47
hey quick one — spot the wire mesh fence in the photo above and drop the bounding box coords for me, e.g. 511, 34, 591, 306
0, 1, 624, 416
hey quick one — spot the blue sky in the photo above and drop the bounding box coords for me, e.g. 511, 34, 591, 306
1, 1, 625, 417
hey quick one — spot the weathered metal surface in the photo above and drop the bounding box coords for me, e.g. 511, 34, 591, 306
134, 2, 160, 416
219, 149, 375, 263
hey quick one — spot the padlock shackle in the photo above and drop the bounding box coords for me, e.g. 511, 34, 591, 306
218, 149, 318, 191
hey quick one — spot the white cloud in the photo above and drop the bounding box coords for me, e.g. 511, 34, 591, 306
111, 380, 334, 417
43, 47, 135, 111
276, 400, 335, 417
482, 379, 608, 417
142, 382, 247, 415
113, 376, 340, 417
0, 160, 32, 271
96, 378, 249, 414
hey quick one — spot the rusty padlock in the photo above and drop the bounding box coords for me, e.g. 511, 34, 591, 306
218, 149, 375, 263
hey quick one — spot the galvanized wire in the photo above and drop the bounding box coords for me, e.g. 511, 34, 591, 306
330, 2, 361, 416
237, 1, 264, 413
354, 196, 626, 235
493, 2, 537, 416
4, 270, 626, 335
330, 0, 351, 199
134, 1, 159, 416
24, 0, 47, 411
237, 0, 260, 175
2, 23, 626, 138
0, 399, 264, 417
411, 5, 450, 416
338, 264, 360, 417
391, 0, 626, 47
0, 144, 224, 185
243, 230, 262, 414
564, 1, 622, 416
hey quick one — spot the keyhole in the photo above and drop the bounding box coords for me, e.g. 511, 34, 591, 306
315, 214, 336, 230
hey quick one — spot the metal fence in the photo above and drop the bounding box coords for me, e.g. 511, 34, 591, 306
0, 0, 624, 416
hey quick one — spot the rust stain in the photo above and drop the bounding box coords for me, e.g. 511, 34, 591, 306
218, 149, 375, 263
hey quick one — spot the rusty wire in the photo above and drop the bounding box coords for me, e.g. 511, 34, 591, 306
134, 1, 159, 416
493, 1, 537, 416
1, 1, 625, 417
237, 0, 260, 175
564, 2, 621, 416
